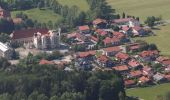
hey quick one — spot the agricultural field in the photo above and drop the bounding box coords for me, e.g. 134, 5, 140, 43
11, 8, 63, 23
57, 0, 89, 12
127, 83, 170, 100
134, 24, 170, 56
107, 0, 170, 22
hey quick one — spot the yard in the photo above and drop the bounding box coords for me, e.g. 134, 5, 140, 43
107, 0, 170, 22
11, 8, 63, 23
127, 83, 170, 100
134, 24, 170, 56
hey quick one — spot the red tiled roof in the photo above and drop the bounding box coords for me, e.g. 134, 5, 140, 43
93, 18, 107, 25
91, 36, 99, 42
103, 37, 120, 44
116, 52, 129, 60
11, 28, 49, 39
113, 65, 129, 71
122, 26, 130, 31
96, 29, 107, 36
79, 25, 90, 31
130, 45, 140, 50
162, 60, 170, 66
39, 59, 55, 65
97, 55, 109, 63
67, 32, 78, 38
113, 18, 133, 23
78, 50, 96, 58
124, 79, 136, 86
128, 59, 140, 68
140, 50, 159, 58
130, 70, 142, 77
156, 56, 170, 63
164, 74, 170, 81
139, 76, 150, 83
103, 46, 122, 53
113, 32, 125, 39
133, 26, 142, 31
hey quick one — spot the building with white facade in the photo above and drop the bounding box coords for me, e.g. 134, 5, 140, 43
0, 42, 12, 59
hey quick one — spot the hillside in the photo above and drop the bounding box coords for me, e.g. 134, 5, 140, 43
107, 0, 170, 21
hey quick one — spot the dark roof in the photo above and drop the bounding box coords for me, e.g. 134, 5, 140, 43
11, 28, 49, 40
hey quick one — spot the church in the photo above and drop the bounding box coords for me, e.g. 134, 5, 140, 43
10, 28, 61, 50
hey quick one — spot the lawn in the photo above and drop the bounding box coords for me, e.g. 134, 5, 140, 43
127, 83, 170, 100
134, 24, 170, 56
11, 8, 63, 23
57, 0, 89, 12
107, 0, 170, 22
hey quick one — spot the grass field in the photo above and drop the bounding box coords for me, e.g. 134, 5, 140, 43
107, 0, 170, 21
134, 24, 170, 56
57, 0, 89, 12
127, 83, 170, 100
11, 8, 62, 23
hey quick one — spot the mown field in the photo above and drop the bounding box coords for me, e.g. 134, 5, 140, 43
134, 24, 170, 56
11, 8, 63, 23
11, 0, 89, 23
107, 0, 170, 21
127, 83, 170, 100
57, 0, 89, 12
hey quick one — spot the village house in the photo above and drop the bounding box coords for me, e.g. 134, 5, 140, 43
115, 52, 130, 61
113, 65, 129, 74
153, 73, 165, 83
129, 70, 143, 78
128, 59, 142, 69
124, 79, 136, 88
127, 43, 141, 52
138, 76, 151, 84
142, 66, 154, 77
103, 37, 121, 46
76, 50, 96, 70
102, 46, 122, 56
131, 26, 146, 36
139, 50, 159, 62
0, 42, 13, 59
0, 6, 11, 18
93, 18, 107, 29
78, 25, 90, 34
96, 55, 113, 67
112, 18, 140, 27
164, 74, 170, 82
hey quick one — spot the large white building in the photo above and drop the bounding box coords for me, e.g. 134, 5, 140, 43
0, 42, 12, 59
11, 28, 61, 50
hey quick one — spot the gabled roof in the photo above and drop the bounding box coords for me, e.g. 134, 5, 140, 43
96, 29, 107, 36
113, 65, 129, 71
115, 52, 129, 60
103, 37, 120, 44
124, 79, 136, 86
103, 46, 122, 53
11, 28, 49, 40
162, 60, 170, 66
133, 26, 142, 31
78, 50, 96, 58
140, 50, 159, 58
122, 26, 130, 31
93, 18, 107, 25
130, 70, 142, 77
78, 25, 90, 31
39, 59, 55, 65
139, 76, 150, 83
156, 56, 169, 63
128, 59, 140, 68
97, 55, 109, 63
